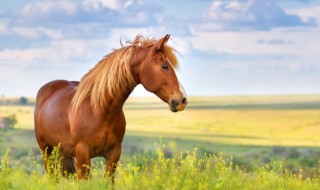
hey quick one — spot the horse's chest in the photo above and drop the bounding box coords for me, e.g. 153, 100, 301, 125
90, 125, 125, 158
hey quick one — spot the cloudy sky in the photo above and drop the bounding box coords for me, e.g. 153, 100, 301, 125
0, 0, 320, 97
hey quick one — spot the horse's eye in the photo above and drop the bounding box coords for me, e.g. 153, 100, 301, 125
162, 64, 169, 71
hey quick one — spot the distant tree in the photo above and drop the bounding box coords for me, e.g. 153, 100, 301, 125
7, 114, 17, 129
1, 114, 17, 130
19, 97, 28, 105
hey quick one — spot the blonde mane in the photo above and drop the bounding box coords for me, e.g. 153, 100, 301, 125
71, 35, 179, 115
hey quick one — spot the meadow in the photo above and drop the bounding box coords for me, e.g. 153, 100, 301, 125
1, 95, 320, 189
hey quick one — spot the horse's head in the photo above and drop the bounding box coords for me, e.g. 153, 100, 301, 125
132, 35, 188, 112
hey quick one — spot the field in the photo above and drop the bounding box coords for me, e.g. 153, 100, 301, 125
1, 95, 320, 189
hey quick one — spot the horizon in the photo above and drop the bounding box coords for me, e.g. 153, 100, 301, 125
1, 0, 320, 97
2, 93, 320, 100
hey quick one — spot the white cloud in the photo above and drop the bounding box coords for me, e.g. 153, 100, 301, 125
191, 27, 317, 55
189, 23, 320, 72
0, 38, 110, 65
0, 0, 159, 29
0, 48, 51, 63
189, 2, 320, 66
0, 0, 164, 50
205, 1, 255, 22
285, 6, 320, 24
106, 27, 193, 56
95, 0, 120, 10
0, 25, 190, 68
21, 0, 77, 17
168, 37, 192, 55
86, 0, 144, 10
10, 1, 107, 26
11, 27, 62, 40
0, 22, 7, 34
1, 0, 320, 96
200, 0, 314, 31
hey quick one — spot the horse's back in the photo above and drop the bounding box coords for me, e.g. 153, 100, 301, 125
34, 80, 79, 150
35, 80, 78, 107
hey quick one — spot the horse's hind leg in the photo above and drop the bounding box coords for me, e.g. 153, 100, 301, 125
39, 141, 76, 177
35, 133, 53, 173
62, 154, 76, 176
42, 145, 53, 173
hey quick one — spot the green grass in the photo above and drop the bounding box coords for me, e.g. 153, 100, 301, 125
2, 147, 320, 190
1, 95, 320, 162
3, 94, 320, 145
1, 94, 320, 189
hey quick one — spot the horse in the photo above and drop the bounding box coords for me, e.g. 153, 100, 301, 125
34, 34, 188, 181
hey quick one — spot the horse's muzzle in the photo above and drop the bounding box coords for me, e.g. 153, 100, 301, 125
169, 97, 188, 112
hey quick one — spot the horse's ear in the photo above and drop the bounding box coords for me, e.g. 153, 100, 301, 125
154, 34, 170, 51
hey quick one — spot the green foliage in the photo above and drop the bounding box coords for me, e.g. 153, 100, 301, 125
19, 97, 28, 105
6, 114, 17, 129
0, 114, 17, 130
1, 147, 320, 190
44, 145, 64, 182
0, 150, 11, 190
0, 97, 34, 106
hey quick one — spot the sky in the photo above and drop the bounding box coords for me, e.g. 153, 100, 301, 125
0, 0, 320, 97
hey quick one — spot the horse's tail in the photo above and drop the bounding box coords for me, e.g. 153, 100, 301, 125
62, 154, 76, 176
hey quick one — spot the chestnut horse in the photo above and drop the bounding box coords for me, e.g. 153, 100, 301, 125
34, 34, 188, 180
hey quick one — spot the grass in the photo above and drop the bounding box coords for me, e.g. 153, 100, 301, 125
1, 94, 320, 189
1, 108, 320, 146
2, 146, 320, 190
1, 94, 320, 158
1, 94, 320, 146
0, 106, 34, 129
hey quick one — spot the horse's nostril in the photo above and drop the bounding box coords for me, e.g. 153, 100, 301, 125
170, 99, 178, 107
182, 97, 187, 104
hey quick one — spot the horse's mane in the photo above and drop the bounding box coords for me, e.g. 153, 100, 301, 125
71, 35, 179, 115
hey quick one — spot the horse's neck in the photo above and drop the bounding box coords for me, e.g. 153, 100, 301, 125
104, 84, 137, 113
104, 54, 141, 112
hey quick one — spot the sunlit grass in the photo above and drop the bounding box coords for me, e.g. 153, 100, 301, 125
1, 95, 320, 189
1, 95, 320, 146
1, 147, 320, 190
0, 106, 34, 129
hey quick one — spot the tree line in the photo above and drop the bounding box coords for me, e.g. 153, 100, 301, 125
0, 97, 33, 105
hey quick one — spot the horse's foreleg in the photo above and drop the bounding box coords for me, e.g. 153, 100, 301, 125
104, 146, 122, 183
75, 143, 91, 179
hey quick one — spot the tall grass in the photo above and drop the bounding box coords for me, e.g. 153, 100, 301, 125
0, 150, 10, 190
1, 146, 320, 190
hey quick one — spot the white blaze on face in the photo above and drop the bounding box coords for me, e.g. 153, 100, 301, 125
178, 79, 187, 99
168, 60, 187, 99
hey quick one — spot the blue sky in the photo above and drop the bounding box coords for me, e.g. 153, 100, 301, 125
0, 0, 320, 97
